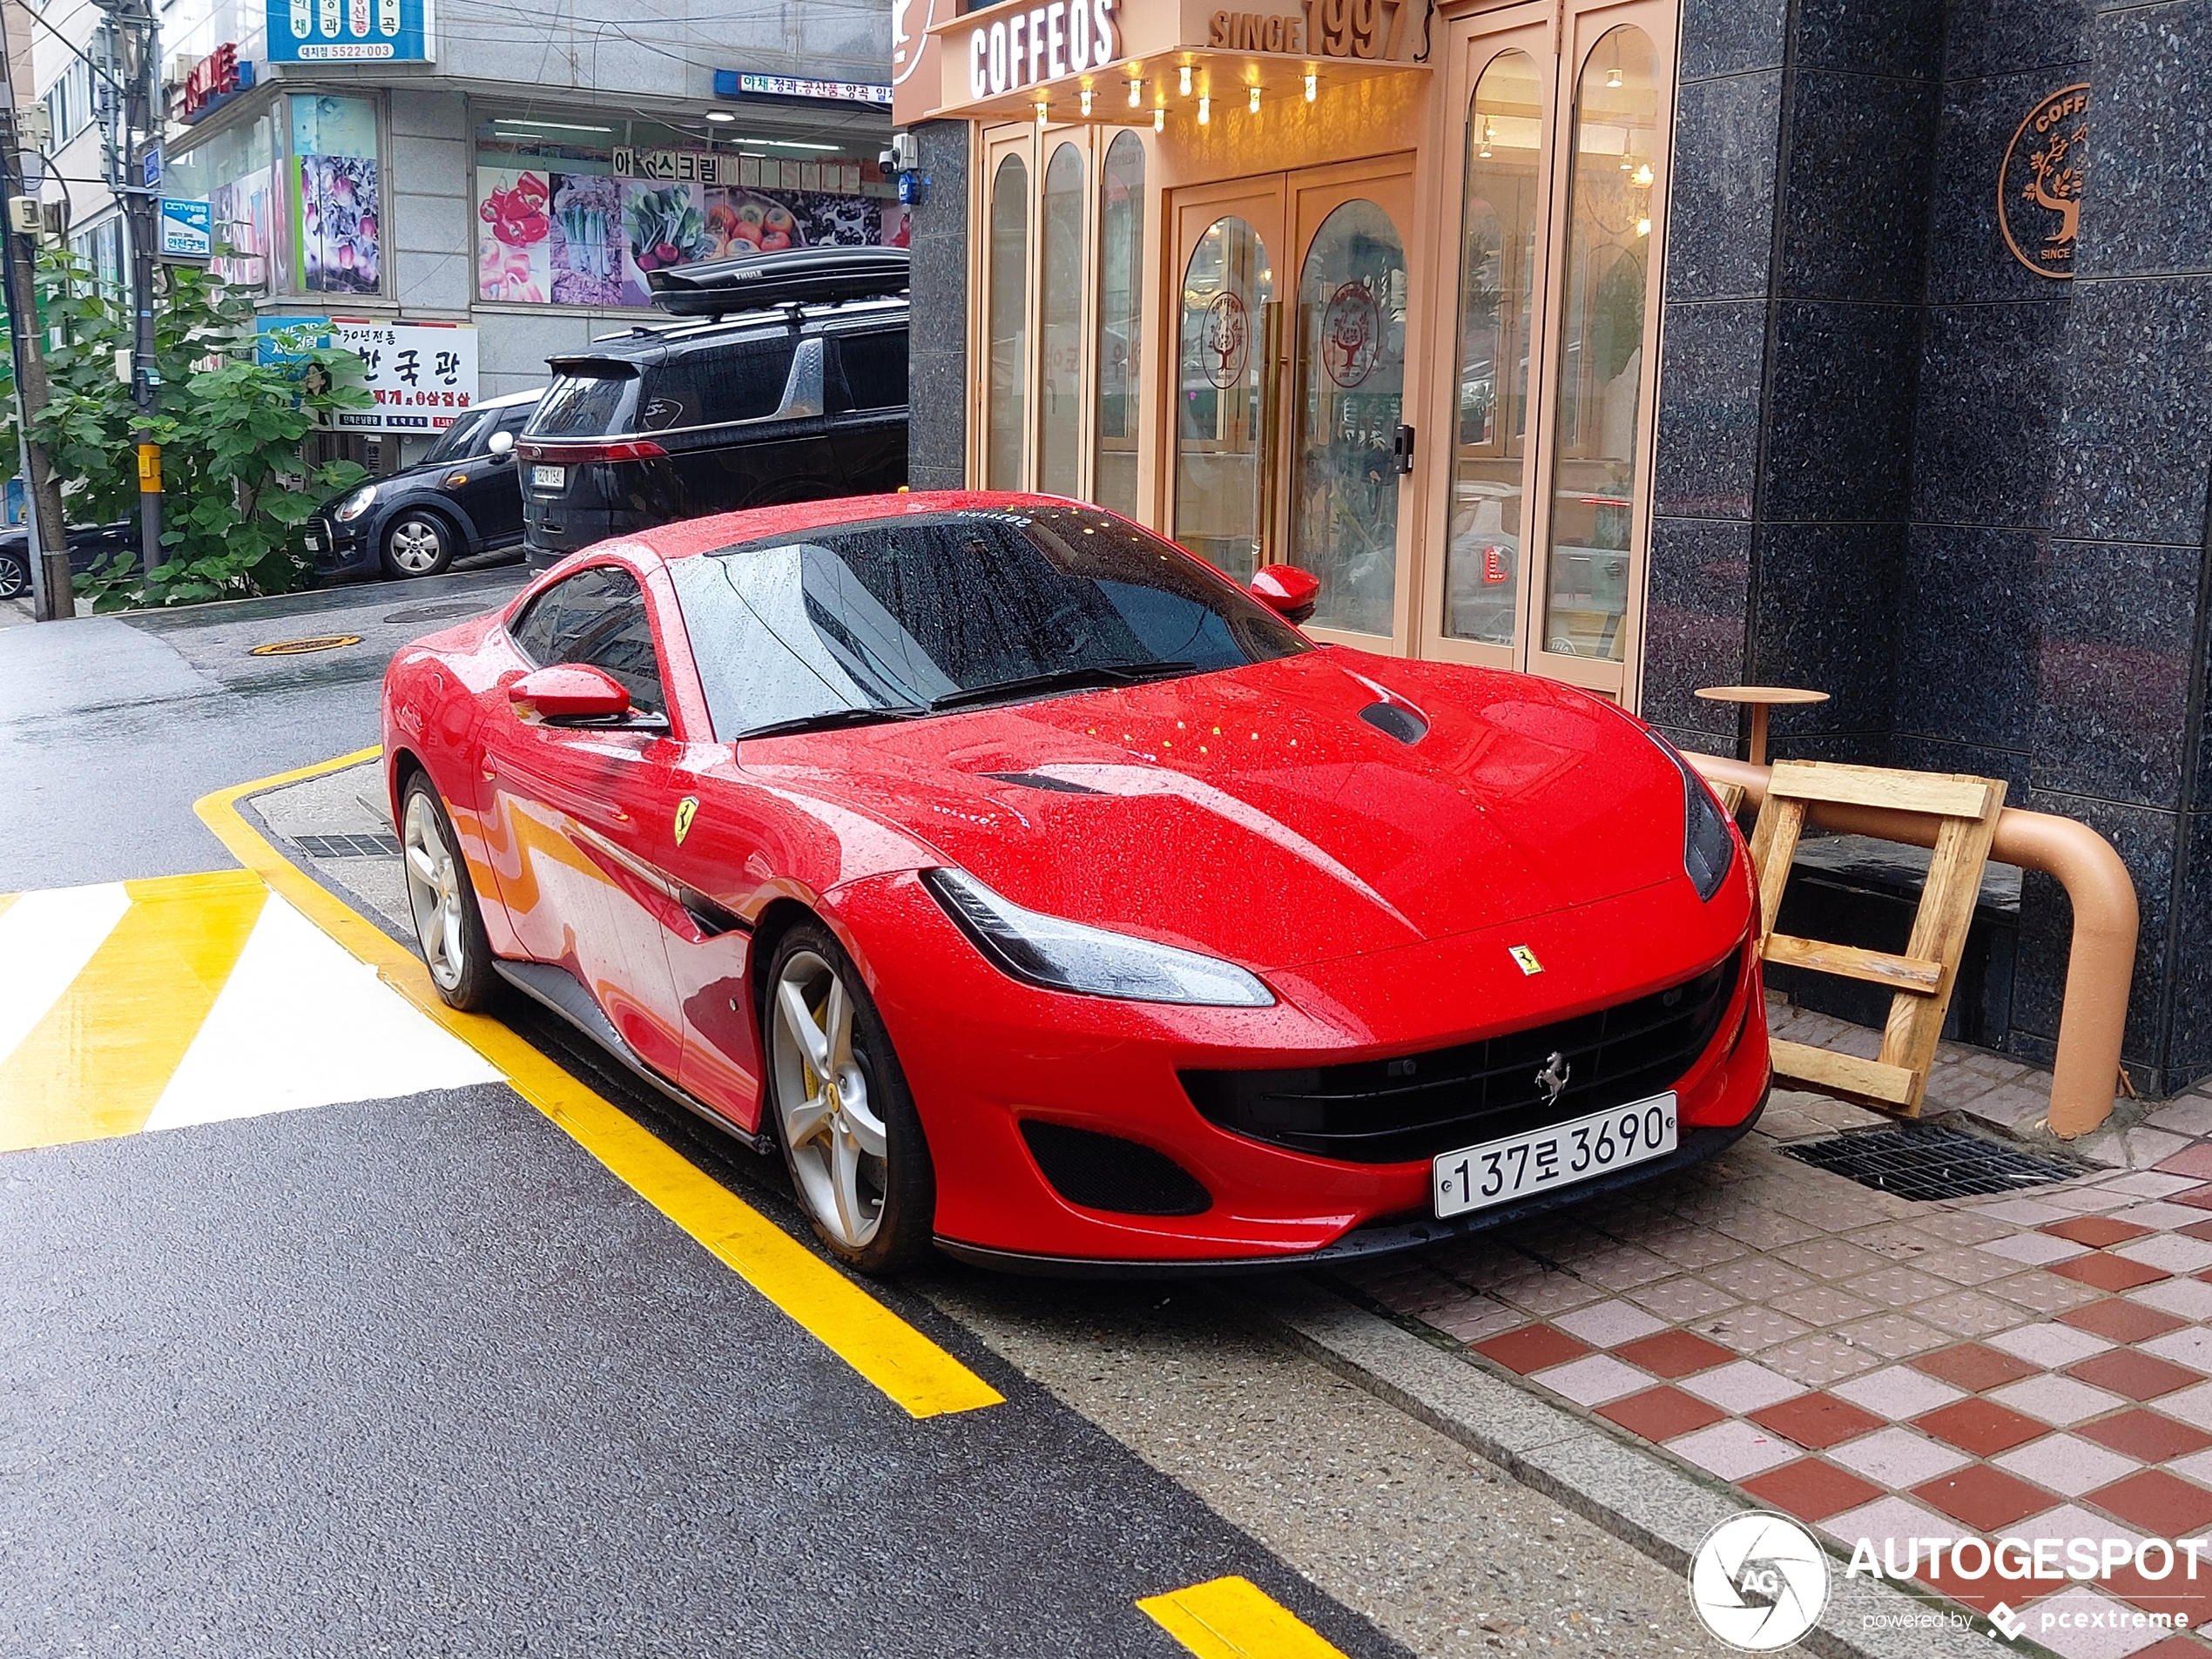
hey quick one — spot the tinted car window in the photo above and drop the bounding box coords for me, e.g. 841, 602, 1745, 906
509, 566, 666, 712
670, 507, 1308, 738
532, 371, 635, 437
641, 336, 794, 428
423, 408, 495, 466
830, 331, 907, 413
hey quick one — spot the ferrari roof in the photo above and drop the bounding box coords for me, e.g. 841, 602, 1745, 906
625, 492, 1102, 563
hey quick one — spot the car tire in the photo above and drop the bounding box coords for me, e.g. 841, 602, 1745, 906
381, 511, 456, 579
399, 772, 499, 1011
765, 922, 936, 1274
0, 550, 28, 602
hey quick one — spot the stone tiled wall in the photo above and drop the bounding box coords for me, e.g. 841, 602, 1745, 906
907, 121, 972, 491
1648, 0, 2212, 1092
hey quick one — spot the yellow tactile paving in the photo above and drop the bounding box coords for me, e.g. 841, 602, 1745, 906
1138, 1576, 1352, 1658
0, 871, 267, 1153
195, 751, 1005, 1421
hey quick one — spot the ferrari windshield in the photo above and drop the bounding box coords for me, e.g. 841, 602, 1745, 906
671, 507, 1311, 739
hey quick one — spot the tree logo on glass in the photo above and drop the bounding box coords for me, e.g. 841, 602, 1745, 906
1200, 290, 1250, 389
1320, 280, 1380, 387
2000, 83, 2087, 279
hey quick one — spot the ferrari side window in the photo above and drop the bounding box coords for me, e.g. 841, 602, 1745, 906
560, 569, 667, 715
507, 584, 568, 666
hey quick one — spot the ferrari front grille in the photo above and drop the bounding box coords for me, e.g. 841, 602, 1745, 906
1180, 946, 1744, 1165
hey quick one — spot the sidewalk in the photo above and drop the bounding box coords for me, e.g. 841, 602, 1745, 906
1342, 1007, 2212, 1658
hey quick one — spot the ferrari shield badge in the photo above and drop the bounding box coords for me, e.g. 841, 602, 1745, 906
1509, 945, 1543, 976
673, 796, 699, 846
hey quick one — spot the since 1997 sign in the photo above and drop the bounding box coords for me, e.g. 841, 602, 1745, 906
266, 0, 434, 64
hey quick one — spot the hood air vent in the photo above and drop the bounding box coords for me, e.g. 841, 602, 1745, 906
1358, 703, 1429, 745
982, 772, 1104, 794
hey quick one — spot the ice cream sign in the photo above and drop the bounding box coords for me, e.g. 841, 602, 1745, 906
963, 0, 1121, 100
266, 0, 433, 64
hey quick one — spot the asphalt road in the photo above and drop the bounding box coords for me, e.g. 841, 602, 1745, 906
0, 577, 1718, 1658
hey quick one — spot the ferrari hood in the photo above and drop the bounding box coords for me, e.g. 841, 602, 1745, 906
743, 649, 1696, 970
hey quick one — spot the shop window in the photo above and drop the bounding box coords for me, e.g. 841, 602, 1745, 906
1037, 143, 1085, 497
1173, 216, 1273, 583
987, 153, 1029, 490
167, 113, 276, 294
1541, 25, 1657, 664
291, 94, 381, 296
1094, 132, 1144, 518
1444, 50, 1541, 648
1289, 199, 1406, 637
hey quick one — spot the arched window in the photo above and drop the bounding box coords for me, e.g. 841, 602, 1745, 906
986, 152, 1029, 489
1036, 142, 1085, 496
1093, 132, 1145, 516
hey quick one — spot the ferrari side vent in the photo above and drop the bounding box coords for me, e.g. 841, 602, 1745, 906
1358, 703, 1428, 745
1019, 1122, 1212, 1217
981, 772, 1103, 794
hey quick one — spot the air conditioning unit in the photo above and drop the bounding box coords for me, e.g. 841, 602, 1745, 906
6, 196, 38, 233
14, 106, 51, 150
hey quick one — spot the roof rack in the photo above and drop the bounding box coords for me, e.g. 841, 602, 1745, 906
646, 245, 909, 317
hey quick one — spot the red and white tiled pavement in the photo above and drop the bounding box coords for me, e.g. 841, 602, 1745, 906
1341, 1014, 2212, 1658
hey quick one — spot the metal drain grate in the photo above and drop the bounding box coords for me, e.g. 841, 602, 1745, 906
293, 833, 401, 860
1782, 1123, 2078, 1200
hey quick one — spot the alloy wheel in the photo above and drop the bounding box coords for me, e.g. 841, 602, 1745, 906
388, 518, 447, 575
771, 950, 890, 1250
402, 789, 469, 990
0, 556, 27, 602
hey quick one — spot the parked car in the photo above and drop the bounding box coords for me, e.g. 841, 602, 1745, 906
517, 247, 907, 571
381, 491, 1768, 1276
0, 520, 139, 602
306, 388, 544, 582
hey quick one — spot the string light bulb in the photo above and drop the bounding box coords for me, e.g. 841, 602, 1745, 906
1179, 64, 1193, 95
1197, 93, 1210, 124
1633, 162, 1654, 185
1035, 99, 1049, 125
1153, 106, 1164, 132
1304, 70, 1317, 101
1128, 77, 1142, 106
1606, 64, 1622, 88
1248, 84, 1260, 113
1635, 216, 1651, 237
1080, 85, 1093, 115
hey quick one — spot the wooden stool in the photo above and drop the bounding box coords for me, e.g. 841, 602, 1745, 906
1695, 685, 1831, 766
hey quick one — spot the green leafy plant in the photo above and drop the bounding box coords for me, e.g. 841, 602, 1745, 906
0, 248, 374, 609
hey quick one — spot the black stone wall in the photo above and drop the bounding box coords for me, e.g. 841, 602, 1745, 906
907, 120, 972, 491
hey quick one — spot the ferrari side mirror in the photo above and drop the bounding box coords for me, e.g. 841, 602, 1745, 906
509, 663, 637, 724
1251, 564, 1320, 625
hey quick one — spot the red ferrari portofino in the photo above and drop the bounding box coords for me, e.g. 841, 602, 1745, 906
381, 492, 1770, 1274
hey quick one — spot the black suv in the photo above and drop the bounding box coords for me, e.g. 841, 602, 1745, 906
307, 388, 543, 581
517, 247, 907, 570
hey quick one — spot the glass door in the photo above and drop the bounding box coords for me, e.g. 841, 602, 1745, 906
1170, 180, 1285, 584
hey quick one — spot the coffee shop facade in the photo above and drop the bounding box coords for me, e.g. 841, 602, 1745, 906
894, 0, 2212, 1099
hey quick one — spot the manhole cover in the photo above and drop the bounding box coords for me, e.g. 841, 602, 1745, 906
1782, 1123, 2077, 1200
383, 602, 484, 624
292, 833, 401, 860
249, 633, 361, 657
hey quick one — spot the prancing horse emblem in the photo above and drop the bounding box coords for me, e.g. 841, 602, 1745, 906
1534, 1051, 1570, 1107
673, 796, 699, 845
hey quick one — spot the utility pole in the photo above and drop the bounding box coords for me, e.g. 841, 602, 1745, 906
0, 3, 70, 621
98, 0, 159, 577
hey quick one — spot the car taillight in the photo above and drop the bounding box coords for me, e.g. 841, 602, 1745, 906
516, 438, 669, 463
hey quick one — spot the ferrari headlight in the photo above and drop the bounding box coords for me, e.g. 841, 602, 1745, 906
922, 867, 1274, 1007
333, 484, 378, 523
1646, 729, 1736, 902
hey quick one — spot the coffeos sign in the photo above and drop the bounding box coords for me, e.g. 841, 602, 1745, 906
965, 0, 1121, 100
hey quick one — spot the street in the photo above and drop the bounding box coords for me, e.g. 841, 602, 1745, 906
0, 577, 1714, 1658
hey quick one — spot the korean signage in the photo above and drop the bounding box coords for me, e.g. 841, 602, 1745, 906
260, 318, 479, 430
158, 198, 212, 261
266, 0, 435, 64
713, 70, 892, 105
179, 44, 255, 124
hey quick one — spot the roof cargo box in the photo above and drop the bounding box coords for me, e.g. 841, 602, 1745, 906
647, 246, 910, 316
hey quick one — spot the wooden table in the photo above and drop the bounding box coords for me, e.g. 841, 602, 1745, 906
1695, 685, 1831, 766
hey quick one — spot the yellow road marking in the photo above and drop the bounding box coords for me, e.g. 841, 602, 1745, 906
0, 892, 17, 922
195, 751, 1003, 1420
1137, 1577, 1351, 1659
0, 871, 266, 1153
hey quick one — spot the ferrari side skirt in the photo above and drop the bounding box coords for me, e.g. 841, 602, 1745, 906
491, 957, 771, 1153
930, 1086, 1769, 1279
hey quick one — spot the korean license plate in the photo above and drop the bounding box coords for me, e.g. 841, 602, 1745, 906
1433, 1094, 1677, 1219
531, 464, 566, 490
302, 529, 320, 551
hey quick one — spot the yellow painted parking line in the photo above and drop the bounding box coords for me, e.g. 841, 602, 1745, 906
0, 892, 17, 923
195, 752, 1004, 1421
0, 871, 267, 1153
1137, 1577, 1351, 1659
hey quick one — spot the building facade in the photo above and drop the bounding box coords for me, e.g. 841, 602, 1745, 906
151, 0, 900, 458
895, 0, 2212, 1097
